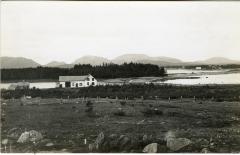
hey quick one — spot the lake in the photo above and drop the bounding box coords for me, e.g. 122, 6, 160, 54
1, 69, 240, 89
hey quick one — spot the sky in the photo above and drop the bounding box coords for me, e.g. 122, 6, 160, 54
1, 1, 240, 65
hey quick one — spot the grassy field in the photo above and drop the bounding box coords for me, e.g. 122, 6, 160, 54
1, 97, 240, 153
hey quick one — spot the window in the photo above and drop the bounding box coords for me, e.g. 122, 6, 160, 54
72, 82, 75, 87
87, 82, 89, 85
92, 82, 95, 85
87, 78, 90, 81
79, 83, 82, 86
92, 78, 94, 81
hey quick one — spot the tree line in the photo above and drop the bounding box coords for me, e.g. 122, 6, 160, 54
1, 63, 166, 81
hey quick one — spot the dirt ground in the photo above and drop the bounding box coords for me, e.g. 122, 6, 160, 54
1, 97, 240, 153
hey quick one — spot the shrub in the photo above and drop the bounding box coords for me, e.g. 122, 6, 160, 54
86, 101, 93, 107
120, 101, 126, 106
141, 108, 155, 116
85, 107, 93, 113
113, 108, 126, 116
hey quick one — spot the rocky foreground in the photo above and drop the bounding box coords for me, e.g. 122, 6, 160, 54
1, 97, 240, 153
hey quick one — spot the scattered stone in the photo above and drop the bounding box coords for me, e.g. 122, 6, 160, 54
2, 139, 8, 145
88, 143, 95, 152
143, 143, 158, 153
142, 135, 148, 143
164, 131, 176, 141
89, 132, 106, 152
109, 134, 118, 140
17, 130, 43, 143
45, 142, 54, 147
201, 148, 211, 153
142, 134, 154, 145
167, 138, 192, 152
95, 132, 105, 150
118, 135, 131, 150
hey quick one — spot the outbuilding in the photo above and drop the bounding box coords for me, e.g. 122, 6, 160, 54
59, 74, 97, 88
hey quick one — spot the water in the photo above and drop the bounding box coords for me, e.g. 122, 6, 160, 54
1, 69, 240, 89
0, 82, 57, 89
166, 69, 226, 74
163, 73, 240, 85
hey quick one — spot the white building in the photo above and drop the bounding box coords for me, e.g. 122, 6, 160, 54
195, 66, 202, 70
59, 74, 97, 88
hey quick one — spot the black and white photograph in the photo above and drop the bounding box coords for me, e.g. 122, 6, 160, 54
1, 1, 240, 153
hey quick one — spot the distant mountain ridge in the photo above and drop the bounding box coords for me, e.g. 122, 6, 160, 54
72, 55, 110, 66
44, 61, 67, 67
1, 55, 240, 69
0, 57, 40, 69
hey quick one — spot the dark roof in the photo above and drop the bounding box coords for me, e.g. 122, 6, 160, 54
59, 75, 90, 82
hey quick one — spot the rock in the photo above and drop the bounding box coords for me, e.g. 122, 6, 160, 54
17, 130, 43, 143
95, 132, 105, 150
88, 143, 96, 152
118, 135, 131, 150
201, 148, 211, 153
143, 143, 158, 153
45, 142, 54, 147
142, 135, 148, 143
108, 134, 118, 140
29, 130, 43, 142
167, 138, 192, 152
8, 128, 19, 138
164, 131, 176, 141
17, 132, 30, 143
89, 132, 106, 152
2, 139, 8, 145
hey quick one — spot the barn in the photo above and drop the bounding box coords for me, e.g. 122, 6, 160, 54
58, 74, 97, 88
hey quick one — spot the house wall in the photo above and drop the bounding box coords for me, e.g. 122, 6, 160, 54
59, 75, 97, 88
83, 75, 97, 87
60, 82, 65, 88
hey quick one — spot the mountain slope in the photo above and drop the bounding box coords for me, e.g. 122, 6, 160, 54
112, 54, 150, 64
200, 57, 240, 65
72, 55, 110, 66
112, 54, 182, 65
44, 61, 67, 67
0, 57, 40, 69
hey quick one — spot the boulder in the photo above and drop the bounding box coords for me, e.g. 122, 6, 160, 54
17, 130, 43, 143
167, 138, 192, 152
95, 132, 105, 150
17, 132, 30, 143
143, 143, 158, 153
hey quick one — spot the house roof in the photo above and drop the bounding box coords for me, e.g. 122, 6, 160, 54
59, 75, 90, 82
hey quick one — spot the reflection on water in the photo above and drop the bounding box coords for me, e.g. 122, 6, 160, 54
164, 73, 240, 85
0, 82, 57, 89
166, 69, 227, 74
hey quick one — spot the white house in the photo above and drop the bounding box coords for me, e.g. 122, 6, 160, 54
58, 74, 97, 88
195, 66, 202, 70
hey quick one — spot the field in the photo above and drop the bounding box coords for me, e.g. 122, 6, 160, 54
1, 96, 240, 153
